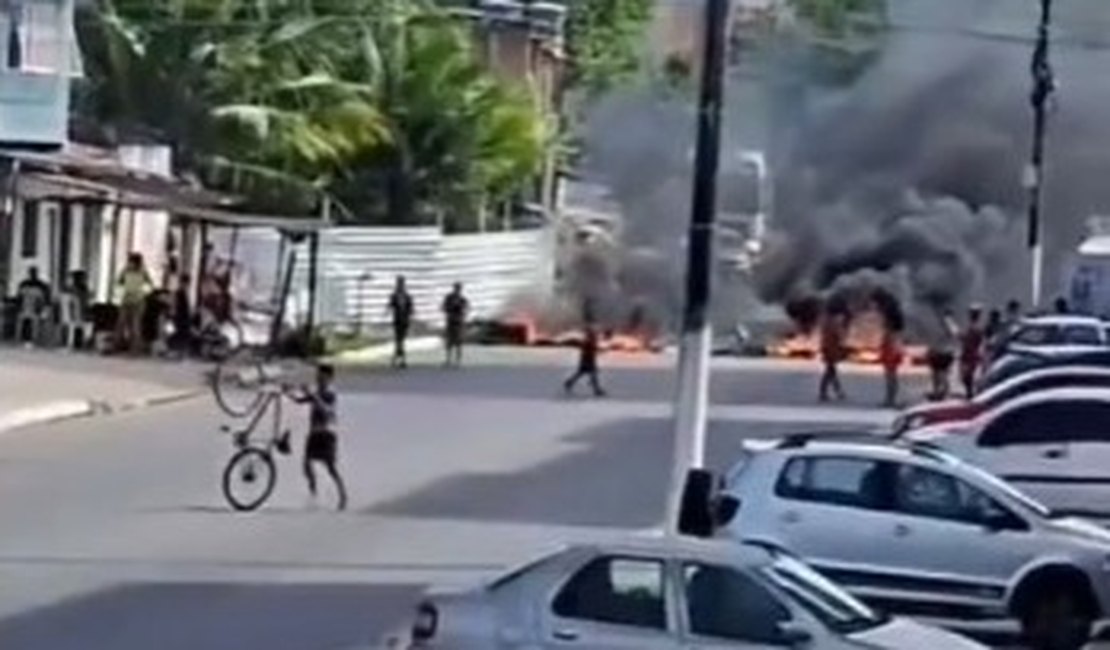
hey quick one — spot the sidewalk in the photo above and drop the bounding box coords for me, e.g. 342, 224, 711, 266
0, 348, 209, 435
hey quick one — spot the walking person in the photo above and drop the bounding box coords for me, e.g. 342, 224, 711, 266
16, 266, 52, 347
563, 322, 606, 397
926, 309, 958, 401
292, 364, 347, 511
818, 305, 848, 402
959, 306, 986, 399
877, 298, 906, 408
115, 253, 153, 354
388, 275, 415, 369
441, 282, 469, 367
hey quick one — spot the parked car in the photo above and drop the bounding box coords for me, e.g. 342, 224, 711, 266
907, 387, 1110, 485
978, 348, 1110, 393
721, 434, 1110, 649
894, 366, 1110, 436
1002, 315, 1109, 356
385, 535, 984, 649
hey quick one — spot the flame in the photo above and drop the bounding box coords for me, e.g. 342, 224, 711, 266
502, 315, 661, 355
767, 310, 928, 366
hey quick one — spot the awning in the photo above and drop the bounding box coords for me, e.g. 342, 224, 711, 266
0, 147, 328, 233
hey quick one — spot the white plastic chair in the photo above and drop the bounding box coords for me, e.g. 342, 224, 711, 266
58, 293, 91, 350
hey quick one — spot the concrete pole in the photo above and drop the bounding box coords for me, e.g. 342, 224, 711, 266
665, 0, 730, 537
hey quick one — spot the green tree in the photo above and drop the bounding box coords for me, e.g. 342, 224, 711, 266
789, 0, 887, 39
75, 0, 547, 225
564, 0, 655, 97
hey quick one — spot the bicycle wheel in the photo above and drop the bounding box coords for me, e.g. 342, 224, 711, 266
222, 447, 277, 512
212, 346, 269, 417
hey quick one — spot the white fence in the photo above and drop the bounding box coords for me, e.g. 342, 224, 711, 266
218, 226, 554, 331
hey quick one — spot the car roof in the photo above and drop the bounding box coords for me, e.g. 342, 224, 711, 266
980, 364, 1110, 398
975, 385, 1110, 422
740, 434, 958, 467
571, 533, 774, 565
1021, 315, 1105, 327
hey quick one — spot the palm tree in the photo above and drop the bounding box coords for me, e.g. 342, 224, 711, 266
76, 0, 547, 224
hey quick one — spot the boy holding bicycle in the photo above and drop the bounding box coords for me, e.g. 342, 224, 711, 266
293, 364, 348, 510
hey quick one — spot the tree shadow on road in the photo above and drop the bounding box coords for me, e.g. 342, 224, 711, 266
0, 582, 422, 650
364, 416, 865, 528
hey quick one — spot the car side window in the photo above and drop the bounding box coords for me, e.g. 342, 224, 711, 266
1013, 325, 1055, 346
552, 557, 668, 631
684, 563, 791, 644
775, 457, 888, 510
1062, 325, 1101, 345
893, 465, 1021, 528
982, 401, 1110, 446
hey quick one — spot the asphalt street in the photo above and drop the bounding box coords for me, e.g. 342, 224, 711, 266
0, 347, 1077, 649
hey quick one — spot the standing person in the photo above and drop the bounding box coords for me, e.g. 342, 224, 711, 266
292, 364, 347, 510
441, 282, 469, 367
984, 307, 1004, 361
388, 275, 415, 368
115, 253, 153, 354
169, 272, 194, 356
959, 306, 986, 399
818, 305, 848, 402
16, 266, 51, 347
1053, 296, 1070, 315
926, 309, 958, 401
563, 322, 606, 397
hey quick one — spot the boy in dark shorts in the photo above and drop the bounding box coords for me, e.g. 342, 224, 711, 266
293, 364, 348, 510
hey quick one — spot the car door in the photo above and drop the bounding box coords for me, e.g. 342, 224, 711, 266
543, 555, 681, 650
678, 561, 807, 650
879, 462, 1039, 615
762, 455, 898, 590
978, 400, 1110, 516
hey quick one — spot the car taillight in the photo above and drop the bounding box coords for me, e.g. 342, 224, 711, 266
411, 603, 438, 641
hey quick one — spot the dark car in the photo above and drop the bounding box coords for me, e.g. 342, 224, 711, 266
979, 348, 1110, 393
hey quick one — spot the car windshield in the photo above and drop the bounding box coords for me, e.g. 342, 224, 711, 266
958, 462, 1054, 518
762, 555, 887, 634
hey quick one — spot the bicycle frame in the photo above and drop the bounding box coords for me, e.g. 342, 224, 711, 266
225, 385, 288, 451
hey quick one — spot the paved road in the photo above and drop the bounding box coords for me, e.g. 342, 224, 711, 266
0, 348, 1084, 649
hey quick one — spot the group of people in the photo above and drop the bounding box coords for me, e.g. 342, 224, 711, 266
817, 297, 1033, 408
386, 275, 471, 368
12, 251, 235, 358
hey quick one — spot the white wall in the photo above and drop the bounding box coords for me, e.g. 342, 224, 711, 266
217, 226, 554, 331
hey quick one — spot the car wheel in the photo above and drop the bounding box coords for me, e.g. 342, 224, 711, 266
1020, 585, 1094, 650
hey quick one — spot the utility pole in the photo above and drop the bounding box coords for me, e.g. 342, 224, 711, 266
666, 0, 730, 536
1027, 0, 1055, 309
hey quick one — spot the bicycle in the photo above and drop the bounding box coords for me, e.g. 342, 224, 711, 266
220, 383, 299, 512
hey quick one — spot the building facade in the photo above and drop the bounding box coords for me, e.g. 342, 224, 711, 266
456, 0, 567, 224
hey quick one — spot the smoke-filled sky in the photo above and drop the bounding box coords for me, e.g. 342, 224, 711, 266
572, 0, 1110, 340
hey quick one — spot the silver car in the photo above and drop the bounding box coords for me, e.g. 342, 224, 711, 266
385, 535, 984, 649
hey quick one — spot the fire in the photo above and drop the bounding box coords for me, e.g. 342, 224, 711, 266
502, 315, 662, 354
768, 310, 928, 366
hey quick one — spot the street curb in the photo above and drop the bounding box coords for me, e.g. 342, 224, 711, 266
0, 400, 95, 435
95, 388, 208, 415
0, 389, 206, 436
327, 337, 441, 366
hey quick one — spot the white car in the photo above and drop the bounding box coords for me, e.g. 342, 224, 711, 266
721, 435, 1110, 649
908, 387, 1110, 512
386, 536, 984, 649
893, 365, 1110, 435
1005, 315, 1110, 355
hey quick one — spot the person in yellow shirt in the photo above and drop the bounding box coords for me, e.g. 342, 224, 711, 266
116, 253, 153, 354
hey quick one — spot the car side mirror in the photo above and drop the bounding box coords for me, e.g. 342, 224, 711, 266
776, 620, 813, 647
714, 494, 741, 528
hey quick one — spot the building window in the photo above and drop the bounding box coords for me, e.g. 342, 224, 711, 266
1, 0, 66, 72
20, 200, 38, 258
